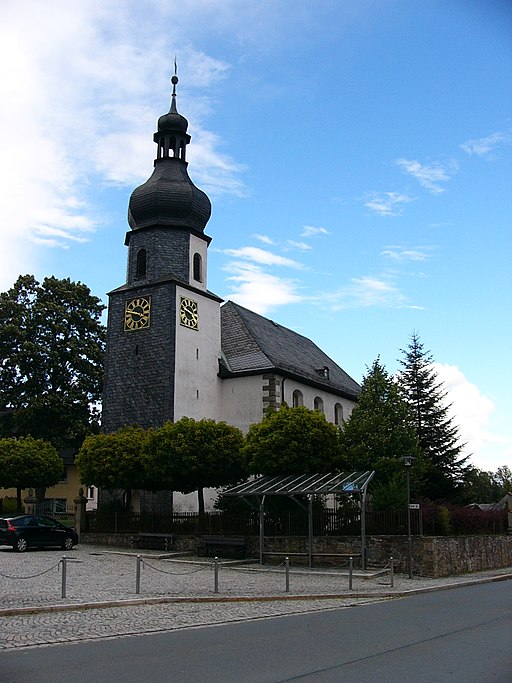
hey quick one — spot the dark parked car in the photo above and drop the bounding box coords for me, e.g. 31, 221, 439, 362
0, 515, 78, 552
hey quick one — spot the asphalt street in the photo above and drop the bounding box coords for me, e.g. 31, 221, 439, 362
1, 581, 511, 682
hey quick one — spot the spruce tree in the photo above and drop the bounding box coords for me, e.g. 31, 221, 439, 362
397, 332, 468, 500
339, 358, 421, 508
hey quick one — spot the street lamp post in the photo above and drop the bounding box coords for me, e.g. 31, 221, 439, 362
403, 456, 414, 579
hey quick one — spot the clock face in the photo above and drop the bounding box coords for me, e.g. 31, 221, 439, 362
179, 296, 199, 330
124, 297, 151, 331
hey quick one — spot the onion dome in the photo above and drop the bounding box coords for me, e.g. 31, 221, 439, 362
127, 72, 211, 233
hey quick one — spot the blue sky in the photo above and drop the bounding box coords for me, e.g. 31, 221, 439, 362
1, 0, 511, 473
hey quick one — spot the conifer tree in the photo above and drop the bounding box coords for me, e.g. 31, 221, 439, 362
339, 358, 421, 508
397, 332, 468, 500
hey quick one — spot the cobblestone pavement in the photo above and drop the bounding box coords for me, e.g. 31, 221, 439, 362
1, 544, 511, 650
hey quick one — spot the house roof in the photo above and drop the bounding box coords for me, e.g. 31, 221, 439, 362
220, 301, 360, 400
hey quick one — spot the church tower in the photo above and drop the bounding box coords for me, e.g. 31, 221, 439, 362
102, 72, 223, 432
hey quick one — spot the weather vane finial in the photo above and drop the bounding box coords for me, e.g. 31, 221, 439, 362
171, 55, 178, 96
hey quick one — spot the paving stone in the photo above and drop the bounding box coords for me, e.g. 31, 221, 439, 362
0, 544, 510, 650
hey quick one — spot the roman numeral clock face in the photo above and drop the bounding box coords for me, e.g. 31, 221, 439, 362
124, 297, 151, 331
179, 296, 199, 330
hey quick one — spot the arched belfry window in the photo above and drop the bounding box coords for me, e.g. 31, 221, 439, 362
292, 390, 303, 408
193, 253, 202, 282
136, 249, 147, 279
334, 403, 344, 426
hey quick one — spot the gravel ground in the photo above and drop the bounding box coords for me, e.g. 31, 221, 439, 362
0, 543, 510, 650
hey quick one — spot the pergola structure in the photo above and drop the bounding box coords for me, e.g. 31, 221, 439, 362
223, 471, 375, 569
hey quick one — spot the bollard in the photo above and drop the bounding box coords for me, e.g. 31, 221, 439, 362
214, 557, 219, 594
135, 555, 142, 595
285, 557, 290, 593
348, 556, 353, 591
390, 556, 394, 588
61, 556, 67, 598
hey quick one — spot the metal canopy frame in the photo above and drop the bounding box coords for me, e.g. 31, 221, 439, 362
223, 471, 375, 568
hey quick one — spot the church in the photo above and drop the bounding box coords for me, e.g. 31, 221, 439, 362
101, 74, 360, 507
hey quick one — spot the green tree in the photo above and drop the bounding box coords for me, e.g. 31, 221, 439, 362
243, 404, 343, 476
494, 466, 512, 496
0, 436, 63, 510
144, 417, 245, 515
338, 358, 421, 509
76, 426, 150, 509
460, 467, 502, 504
0, 275, 106, 449
397, 332, 469, 501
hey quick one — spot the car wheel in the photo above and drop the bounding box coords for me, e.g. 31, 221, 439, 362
62, 537, 74, 551
15, 536, 28, 553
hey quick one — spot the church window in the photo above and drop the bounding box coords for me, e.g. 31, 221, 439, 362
314, 396, 324, 413
334, 403, 344, 425
292, 390, 303, 407
136, 249, 147, 279
193, 253, 202, 282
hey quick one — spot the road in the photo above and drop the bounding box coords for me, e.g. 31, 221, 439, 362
1, 581, 511, 682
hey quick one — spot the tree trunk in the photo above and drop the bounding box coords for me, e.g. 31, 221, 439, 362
16, 487, 22, 512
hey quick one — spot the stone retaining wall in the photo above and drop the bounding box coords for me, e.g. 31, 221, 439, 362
80, 532, 512, 577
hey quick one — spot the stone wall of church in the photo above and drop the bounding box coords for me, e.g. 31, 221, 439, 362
127, 228, 190, 283
282, 379, 356, 426
220, 375, 266, 433
173, 284, 223, 422
102, 280, 177, 432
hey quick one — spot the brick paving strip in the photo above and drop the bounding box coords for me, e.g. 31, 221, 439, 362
1, 545, 511, 650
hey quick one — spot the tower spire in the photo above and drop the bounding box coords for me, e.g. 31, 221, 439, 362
170, 56, 178, 113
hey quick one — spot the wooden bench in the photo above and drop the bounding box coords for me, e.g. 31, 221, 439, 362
130, 532, 174, 551
197, 535, 246, 559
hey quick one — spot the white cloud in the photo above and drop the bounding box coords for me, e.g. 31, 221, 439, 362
395, 158, 457, 194
302, 225, 330, 237
380, 246, 433, 262
223, 262, 303, 314
220, 246, 305, 269
433, 363, 511, 471
365, 192, 415, 216
460, 130, 512, 157
0, 1, 246, 291
253, 234, 275, 245
319, 276, 411, 311
286, 240, 312, 251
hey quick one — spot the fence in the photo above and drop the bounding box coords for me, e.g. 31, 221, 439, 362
85, 506, 507, 537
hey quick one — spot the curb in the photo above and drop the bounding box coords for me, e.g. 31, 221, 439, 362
1, 571, 511, 618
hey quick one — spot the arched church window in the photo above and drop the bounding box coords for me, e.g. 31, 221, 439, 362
136, 249, 147, 279
334, 403, 344, 425
292, 390, 303, 408
314, 396, 324, 414
193, 253, 202, 282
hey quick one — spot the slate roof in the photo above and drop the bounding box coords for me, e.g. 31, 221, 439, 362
220, 301, 360, 400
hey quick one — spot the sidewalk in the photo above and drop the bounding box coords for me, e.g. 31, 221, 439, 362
1, 544, 511, 650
